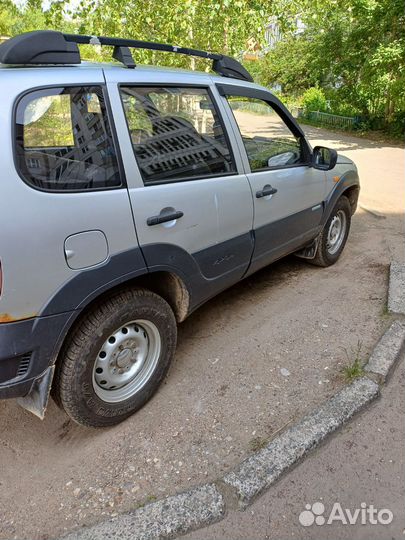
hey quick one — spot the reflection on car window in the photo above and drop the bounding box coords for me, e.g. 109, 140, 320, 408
15, 86, 121, 191
120, 86, 235, 184
226, 97, 304, 171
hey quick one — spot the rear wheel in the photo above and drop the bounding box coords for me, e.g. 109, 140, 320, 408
311, 196, 351, 267
53, 288, 177, 427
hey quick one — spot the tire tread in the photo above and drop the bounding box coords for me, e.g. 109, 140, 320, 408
52, 287, 177, 427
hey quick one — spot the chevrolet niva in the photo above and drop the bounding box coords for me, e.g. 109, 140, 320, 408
0, 31, 359, 427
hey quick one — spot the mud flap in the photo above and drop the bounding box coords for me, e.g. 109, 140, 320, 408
294, 234, 321, 260
17, 365, 54, 419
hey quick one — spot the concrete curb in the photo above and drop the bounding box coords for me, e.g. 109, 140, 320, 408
388, 262, 405, 315
365, 320, 405, 380
359, 204, 386, 219
222, 377, 379, 506
61, 484, 224, 540
58, 262, 405, 540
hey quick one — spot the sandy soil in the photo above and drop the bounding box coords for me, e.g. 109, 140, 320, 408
0, 124, 403, 540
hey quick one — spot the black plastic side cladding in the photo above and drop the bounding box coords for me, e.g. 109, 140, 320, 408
0, 312, 72, 399
141, 234, 253, 311
0, 30, 80, 65
321, 170, 360, 226
41, 248, 147, 316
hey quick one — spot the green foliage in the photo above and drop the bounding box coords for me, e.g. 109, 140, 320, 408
45, 0, 273, 68
0, 0, 46, 36
341, 358, 365, 382
341, 341, 365, 382
255, 0, 405, 135
301, 87, 327, 115
0, 0, 403, 135
257, 36, 319, 94
322, 89, 361, 118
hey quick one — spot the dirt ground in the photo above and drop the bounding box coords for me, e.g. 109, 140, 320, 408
0, 125, 403, 540
185, 356, 405, 540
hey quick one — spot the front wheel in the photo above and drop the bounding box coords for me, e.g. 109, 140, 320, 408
52, 288, 177, 427
311, 196, 352, 267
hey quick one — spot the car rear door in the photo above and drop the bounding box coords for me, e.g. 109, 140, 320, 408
217, 83, 327, 275
105, 70, 254, 311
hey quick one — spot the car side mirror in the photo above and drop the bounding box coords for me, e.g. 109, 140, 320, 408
312, 146, 338, 171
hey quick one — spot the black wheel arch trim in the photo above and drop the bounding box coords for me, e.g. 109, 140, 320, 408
321, 170, 360, 226
33, 237, 250, 376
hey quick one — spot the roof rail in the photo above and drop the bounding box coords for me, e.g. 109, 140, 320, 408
0, 30, 253, 82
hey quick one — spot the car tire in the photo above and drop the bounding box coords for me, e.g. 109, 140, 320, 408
52, 288, 177, 428
311, 196, 352, 267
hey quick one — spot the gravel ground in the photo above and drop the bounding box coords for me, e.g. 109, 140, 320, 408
0, 125, 403, 540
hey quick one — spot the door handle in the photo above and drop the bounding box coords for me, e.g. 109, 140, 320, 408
147, 210, 184, 226
256, 185, 278, 198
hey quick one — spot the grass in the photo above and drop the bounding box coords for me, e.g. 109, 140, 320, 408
340, 341, 366, 382
249, 436, 268, 452
380, 302, 391, 319
341, 358, 365, 382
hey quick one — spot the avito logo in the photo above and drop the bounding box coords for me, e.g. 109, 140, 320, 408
299, 501, 393, 527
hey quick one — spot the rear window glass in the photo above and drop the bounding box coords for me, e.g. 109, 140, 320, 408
15, 86, 121, 191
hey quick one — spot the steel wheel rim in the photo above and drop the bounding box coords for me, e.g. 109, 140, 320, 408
92, 319, 161, 403
326, 210, 347, 255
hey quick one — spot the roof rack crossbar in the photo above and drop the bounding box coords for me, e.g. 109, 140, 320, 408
63, 33, 253, 81
63, 34, 223, 61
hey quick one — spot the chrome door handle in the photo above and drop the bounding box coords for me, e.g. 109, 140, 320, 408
256, 185, 278, 198
147, 210, 184, 226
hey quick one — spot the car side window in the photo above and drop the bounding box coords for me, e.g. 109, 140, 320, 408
225, 96, 305, 172
120, 86, 236, 184
15, 86, 121, 191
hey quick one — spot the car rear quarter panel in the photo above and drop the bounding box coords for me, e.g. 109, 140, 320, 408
0, 67, 140, 322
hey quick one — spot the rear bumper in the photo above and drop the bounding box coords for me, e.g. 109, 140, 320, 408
0, 312, 72, 399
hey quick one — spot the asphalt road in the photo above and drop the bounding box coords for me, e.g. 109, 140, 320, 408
0, 125, 403, 540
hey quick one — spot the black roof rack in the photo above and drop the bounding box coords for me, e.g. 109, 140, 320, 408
0, 30, 253, 82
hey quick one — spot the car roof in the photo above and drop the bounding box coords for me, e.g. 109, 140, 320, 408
0, 60, 268, 94
0, 61, 204, 74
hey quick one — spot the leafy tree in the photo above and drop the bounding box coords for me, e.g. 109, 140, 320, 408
46, 0, 273, 68
257, 36, 319, 94
301, 87, 327, 114
0, 0, 49, 36
262, 0, 405, 131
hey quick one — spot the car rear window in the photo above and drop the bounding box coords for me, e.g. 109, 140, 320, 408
15, 86, 121, 191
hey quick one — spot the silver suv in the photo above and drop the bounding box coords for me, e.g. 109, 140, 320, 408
0, 30, 360, 427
